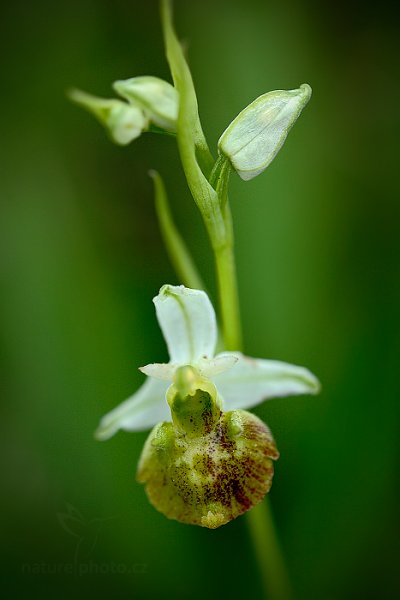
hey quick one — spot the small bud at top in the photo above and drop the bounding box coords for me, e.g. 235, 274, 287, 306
113, 76, 178, 131
218, 83, 312, 181
68, 89, 148, 145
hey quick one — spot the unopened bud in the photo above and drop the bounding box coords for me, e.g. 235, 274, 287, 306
113, 76, 178, 131
68, 88, 148, 145
218, 83, 312, 180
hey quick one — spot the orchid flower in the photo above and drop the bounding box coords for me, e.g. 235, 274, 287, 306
95, 284, 320, 441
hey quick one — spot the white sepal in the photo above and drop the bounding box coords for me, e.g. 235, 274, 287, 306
153, 285, 217, 364
95, 377, 170, 440
214, 352, 320, 410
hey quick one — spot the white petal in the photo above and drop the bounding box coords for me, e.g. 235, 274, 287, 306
213, 352, 320, 410
139, 362, 177, 380
95, 377, 170, 440
153, 285, 217, 364
197, 352, 238, 377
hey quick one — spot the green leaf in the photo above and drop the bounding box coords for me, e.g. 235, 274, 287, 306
150, 170, 205, 290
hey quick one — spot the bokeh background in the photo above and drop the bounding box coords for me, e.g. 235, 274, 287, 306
1, 0, 399, 598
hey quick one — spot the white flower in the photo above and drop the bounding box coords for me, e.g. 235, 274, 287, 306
95, 284, 320, 440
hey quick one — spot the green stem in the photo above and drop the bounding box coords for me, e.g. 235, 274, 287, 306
215, 207, 293, 600
150, 170, 205, 291
209, 154, 232, 210
214, 242, 242, 352
247, 502, 294, 600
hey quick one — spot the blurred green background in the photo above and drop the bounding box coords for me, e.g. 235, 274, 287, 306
1, 0, 399, 598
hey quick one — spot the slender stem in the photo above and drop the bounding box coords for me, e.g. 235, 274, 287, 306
214, 242, 242, 352
247, 502, 294, 600
214, 207, 293, 600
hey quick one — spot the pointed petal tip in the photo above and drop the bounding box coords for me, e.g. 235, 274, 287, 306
154, 283, 185, 301
300, 83, 312, 99
94, 421, 115, 442
139, 362, 177, 380
297, 364, 321, 395
309, 373, 321, 395
111, 79, 124, 95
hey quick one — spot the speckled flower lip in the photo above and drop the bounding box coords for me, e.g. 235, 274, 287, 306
137, 373, 280, 528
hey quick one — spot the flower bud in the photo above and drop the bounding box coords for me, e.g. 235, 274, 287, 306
68, 89, 148, 145
218, 83, 312, 181
137, 403, 279, 529
113, 76, 178, 131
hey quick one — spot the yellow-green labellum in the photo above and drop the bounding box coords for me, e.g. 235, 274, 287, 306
137, 393, 279, 528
